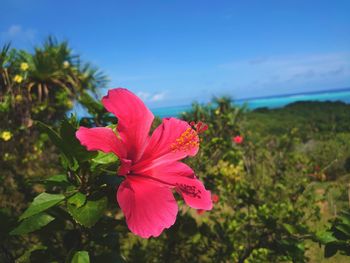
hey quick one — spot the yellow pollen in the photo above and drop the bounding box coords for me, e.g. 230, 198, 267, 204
171, 128, 199, 152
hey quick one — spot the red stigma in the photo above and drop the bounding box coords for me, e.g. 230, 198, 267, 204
190, 121, 208, 134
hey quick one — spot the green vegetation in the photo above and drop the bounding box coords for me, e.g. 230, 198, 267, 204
2, 39, 350, 262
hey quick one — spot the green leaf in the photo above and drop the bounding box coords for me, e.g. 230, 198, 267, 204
92, 151, 118, 164
37, 121, 63, 150
10, 213, 54, 235
324, 242, 338, 258
283, 223, 297, 235
67, 197, 107, 227
60, 118, 97, 162
45, 174, 71, 188
315, 231, 337, 244
335, 224, 350, 237
46, 174, 69, 184
38, 121, 78, 169
78, 91, 104, 115
339, 213, 350, 225
61, 154, 79, 171
71, 251, 90, 263
20, 192, 65, 220
68, 192, 87, 208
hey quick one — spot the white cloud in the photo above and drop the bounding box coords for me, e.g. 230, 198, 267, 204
217, 52, 350, 95
0, 24, 36, 43
220, 53, 350, 77
150, 92, 165, 102
136, 91, 166, 102
136, 91, 151, 101
7, 25, 22, 36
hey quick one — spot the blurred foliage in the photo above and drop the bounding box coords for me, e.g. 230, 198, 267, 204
245, 101, 350, 141
2, 38, 350, 262
0, 38, 109, 262
320, 209, 350, 258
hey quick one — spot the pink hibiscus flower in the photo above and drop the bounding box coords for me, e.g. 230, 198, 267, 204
76, 88, 212, 238
196, 193, 219, 215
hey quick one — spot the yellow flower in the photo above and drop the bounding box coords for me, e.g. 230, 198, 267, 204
15, 94, 23, 102
20, 62, 29, 71
65, 100, 73, 108
1, 131, 12, 141
13, 75, 23, 83
63, 61, 70, 69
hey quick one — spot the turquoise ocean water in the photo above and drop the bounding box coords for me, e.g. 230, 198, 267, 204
151, 88, 350, 118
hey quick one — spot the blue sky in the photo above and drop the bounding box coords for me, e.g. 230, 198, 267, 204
1, 0, 349, 107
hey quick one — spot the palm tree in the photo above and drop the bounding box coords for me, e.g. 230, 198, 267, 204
19, 36, 107, 102
0, 43, 11, 89
0, 36, 109, 126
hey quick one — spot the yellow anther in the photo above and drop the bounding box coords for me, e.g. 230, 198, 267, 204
170, 128, 199, 152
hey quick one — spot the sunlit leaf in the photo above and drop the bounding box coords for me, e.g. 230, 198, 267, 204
68, 192, 86, 208
92, 151, 118, 165
315, 231, 337, 244
283, 223, 297, 235
19, 192, 65, 220
10, 213, 54, 235
44, 174, 71, 188
67, 197, 107, 227
71, 251, 90, 263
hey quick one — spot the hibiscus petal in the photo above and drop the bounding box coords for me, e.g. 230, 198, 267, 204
76, 127, 126, 158
102, 88, 154, 162
140, 162, 213, 210
175, 176, 213, 210
134, 118, 199, 172
117, 177, 178, 238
